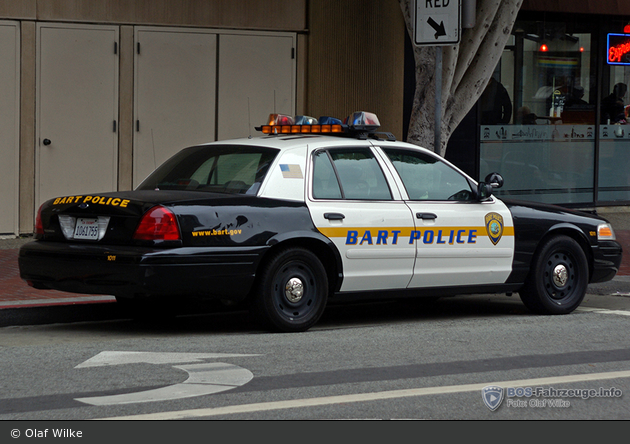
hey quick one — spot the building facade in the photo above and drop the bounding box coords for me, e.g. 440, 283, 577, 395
0, 0, 405, 236
2, 1, 629, 236
445, 1, 630, 209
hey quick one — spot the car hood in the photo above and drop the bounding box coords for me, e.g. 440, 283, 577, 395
501, 198, 609, 225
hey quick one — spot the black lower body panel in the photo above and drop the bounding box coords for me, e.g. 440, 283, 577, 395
18, 241, 267, 301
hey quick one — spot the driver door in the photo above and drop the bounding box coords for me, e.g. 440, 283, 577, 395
379, 147, 514, 289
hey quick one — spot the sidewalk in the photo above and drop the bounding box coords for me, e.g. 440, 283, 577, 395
1, 208, 629, 313
0, 236, 116, 309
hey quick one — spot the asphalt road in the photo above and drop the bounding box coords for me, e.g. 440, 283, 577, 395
1, 292, 629, 425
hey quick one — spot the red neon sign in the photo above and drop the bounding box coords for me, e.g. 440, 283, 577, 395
608, 34, 630, 65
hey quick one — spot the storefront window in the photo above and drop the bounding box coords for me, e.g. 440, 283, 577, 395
598, 61, 630, 202
480, 21, 596, 204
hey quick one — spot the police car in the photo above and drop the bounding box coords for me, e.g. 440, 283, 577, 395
19, 112, 623, 332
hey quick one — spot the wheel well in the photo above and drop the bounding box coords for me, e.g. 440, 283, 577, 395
256, 238, 340, 296
535, 228, 594, 280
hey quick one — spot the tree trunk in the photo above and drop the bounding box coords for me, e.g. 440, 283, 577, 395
399, 0, 523, 156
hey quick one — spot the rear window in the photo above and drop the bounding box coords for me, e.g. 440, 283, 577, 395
137, 145, 279, 195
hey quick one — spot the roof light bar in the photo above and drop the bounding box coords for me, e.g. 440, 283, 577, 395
346, 111, 380, 131
257, 111, 382, 136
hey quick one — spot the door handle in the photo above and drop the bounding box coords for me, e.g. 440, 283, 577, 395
324, 213, 345, 220
416, 212, 437, 220
42, 138, 52, 146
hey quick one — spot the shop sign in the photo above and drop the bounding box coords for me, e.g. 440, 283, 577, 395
607, 34, 630, 65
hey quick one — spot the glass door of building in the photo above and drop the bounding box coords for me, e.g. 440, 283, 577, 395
480, 20, 597, 205
598, 57, 630, 203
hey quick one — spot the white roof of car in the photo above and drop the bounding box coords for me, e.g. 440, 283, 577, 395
207, 133, 432, 153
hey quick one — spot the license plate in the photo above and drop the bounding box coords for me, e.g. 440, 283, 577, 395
74, 218, 99, 240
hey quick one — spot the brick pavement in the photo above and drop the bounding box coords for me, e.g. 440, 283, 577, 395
1, 231, 628, 310
0, 245, 115, 309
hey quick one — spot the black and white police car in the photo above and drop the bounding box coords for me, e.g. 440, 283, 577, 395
19, 112, 623, 332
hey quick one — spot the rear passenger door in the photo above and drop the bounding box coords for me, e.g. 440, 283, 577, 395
306, 145, 416, 292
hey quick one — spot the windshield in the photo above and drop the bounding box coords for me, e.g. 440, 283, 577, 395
136, 145, 279, 195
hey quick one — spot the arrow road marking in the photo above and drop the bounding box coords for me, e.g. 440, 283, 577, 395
74, 351, 260, 406
76, 362, 253, 405
75, 351, 260, 368
578, 307, 630, 316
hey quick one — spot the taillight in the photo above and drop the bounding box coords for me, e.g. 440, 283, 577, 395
34, 205, 44, 235
133, 206, 181, 241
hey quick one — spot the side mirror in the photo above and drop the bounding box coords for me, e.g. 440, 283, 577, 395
477, 182, 494, 201
476, 173, 504, 201
484, 172, 504, 189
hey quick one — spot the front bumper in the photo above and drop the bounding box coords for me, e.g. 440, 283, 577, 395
590, 240, 623, 283
18, 241, 268, 301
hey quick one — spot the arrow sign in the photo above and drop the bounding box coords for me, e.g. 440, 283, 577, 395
74, 351, 259, 405
413, 0, 461, 46
427, 17, 446, 39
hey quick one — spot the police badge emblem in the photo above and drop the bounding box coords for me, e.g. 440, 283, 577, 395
482, 385, 504, 411
485, 212, 504, 245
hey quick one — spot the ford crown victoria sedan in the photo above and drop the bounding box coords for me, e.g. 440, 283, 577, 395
19, 112, 623, 332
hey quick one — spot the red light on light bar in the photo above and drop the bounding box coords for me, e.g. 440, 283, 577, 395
540, 44, 548, 52
624, 24, 630, 33
261, 124, 344, 135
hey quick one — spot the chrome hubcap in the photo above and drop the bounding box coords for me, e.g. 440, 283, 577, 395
284, 277, 304, 303
552, 264, 568, 288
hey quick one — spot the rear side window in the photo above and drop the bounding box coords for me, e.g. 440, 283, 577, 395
137, 145, 278, 195
312, 148, 392, 200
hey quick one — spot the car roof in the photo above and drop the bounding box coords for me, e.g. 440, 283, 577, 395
200, 133, 435, 154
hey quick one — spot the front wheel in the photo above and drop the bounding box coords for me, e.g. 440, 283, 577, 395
519, 235, 589, 315
253, 247, 328, 332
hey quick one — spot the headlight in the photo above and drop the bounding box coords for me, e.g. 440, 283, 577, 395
597, 223, 616, 240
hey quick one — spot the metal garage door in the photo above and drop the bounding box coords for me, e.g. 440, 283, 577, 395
0, 21, 19, 235
217, 33, 296, 140
133, 27, 217, 188
36, 23, 119, 208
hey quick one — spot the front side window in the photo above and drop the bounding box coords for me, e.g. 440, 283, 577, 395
312, 148, 392, 200
383, 148, 474, 201
137, 145, 278, 195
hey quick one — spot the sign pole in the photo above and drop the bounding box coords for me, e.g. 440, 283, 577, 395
413, 0, 460, 152
434, 46, 442, 153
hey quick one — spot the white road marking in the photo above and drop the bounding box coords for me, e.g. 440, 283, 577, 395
577, 307, 630, 317
99, 369, 630, 420
74, 351, 260, 405
77, 363, 254, 405
75, 351, 260, 368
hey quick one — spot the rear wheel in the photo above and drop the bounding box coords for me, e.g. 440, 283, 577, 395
253, 247, 328, 332
519, 235, 588, 314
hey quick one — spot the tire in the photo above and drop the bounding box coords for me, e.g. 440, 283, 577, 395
253, 247, 328, 332
519, 235, 589, 315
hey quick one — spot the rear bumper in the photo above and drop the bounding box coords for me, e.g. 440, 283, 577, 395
18, 241, 267, 301
590, 240, 623, 283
